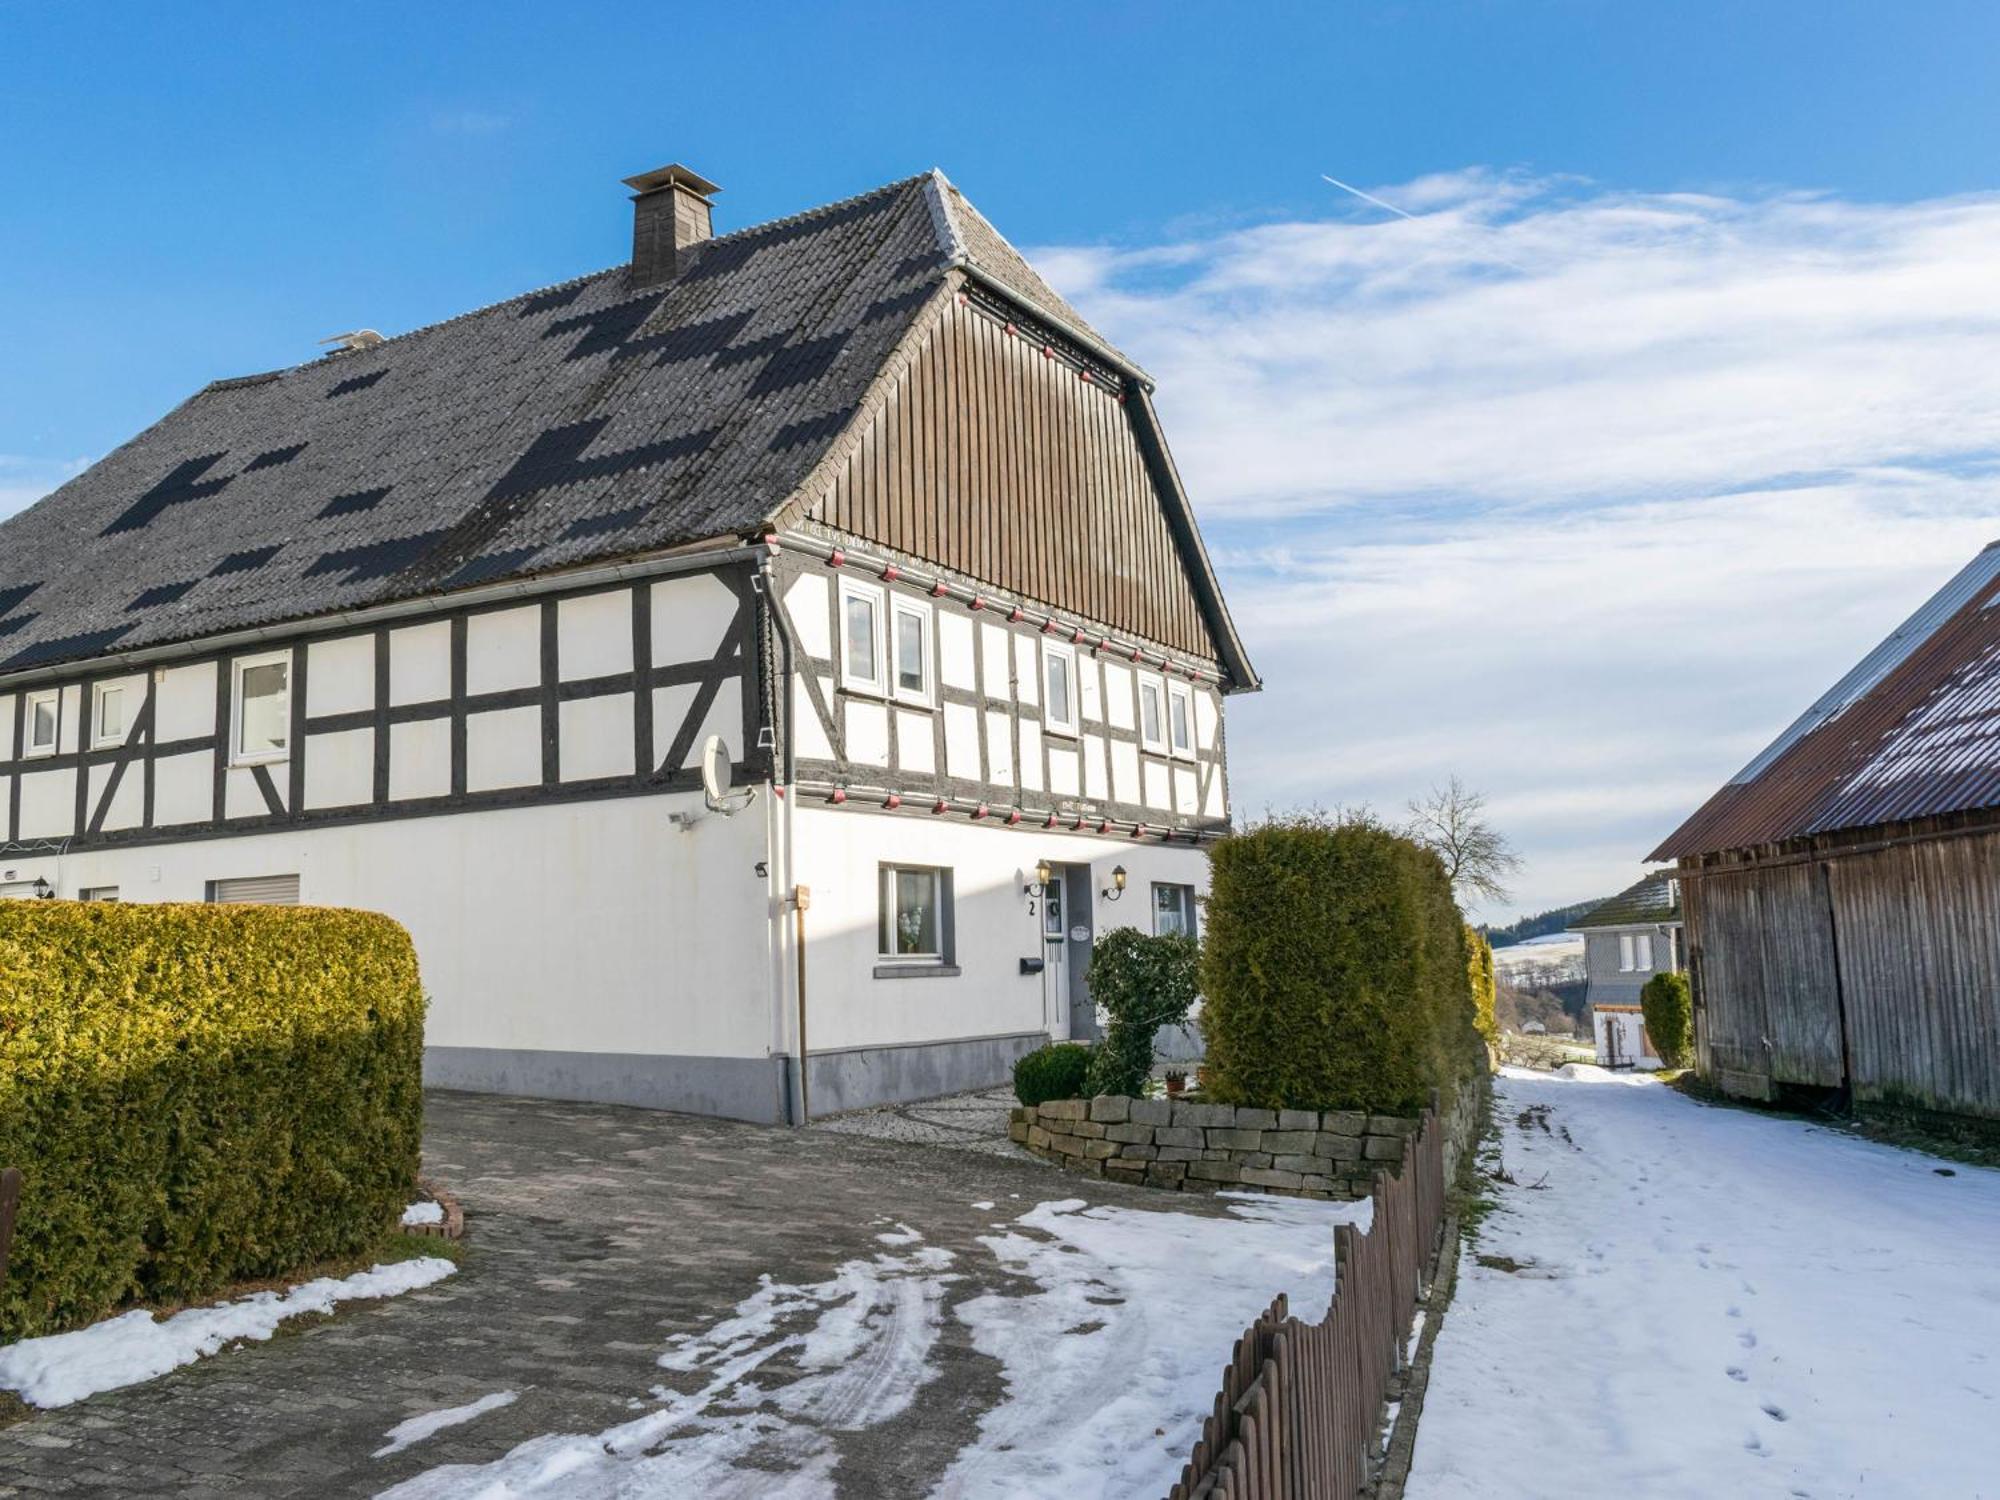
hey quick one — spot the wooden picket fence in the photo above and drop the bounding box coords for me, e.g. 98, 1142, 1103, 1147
1167, 1108, 1449, 1499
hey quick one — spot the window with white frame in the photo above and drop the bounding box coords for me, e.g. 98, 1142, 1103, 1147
79, 886, 120, 902
890, 595, 934, 706
1137, 673, 1167, 754
1153, 882, 1197, 938
839, 578, 887, 696
231, 653, 291, 764
1043, 640, 1078, 735
1167, 680, 1195, 759
91, 682, 127, 749
1633, 933, 1654, 972
1618, 933, 1636, 971
24, 689, 58, 757
878, 863, 953, 965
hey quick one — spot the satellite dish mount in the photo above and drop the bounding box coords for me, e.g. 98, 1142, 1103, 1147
671, 735, 755, 831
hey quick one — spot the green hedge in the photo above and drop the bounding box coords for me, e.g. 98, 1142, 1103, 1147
1199, 815, 1484, 1114
1640, 971, 1694, 1069
1013, 1042, 1093, 1107
1084, 928, 1199, 1098
1466, 926, 1499, 1048
0, 901, 426, 1340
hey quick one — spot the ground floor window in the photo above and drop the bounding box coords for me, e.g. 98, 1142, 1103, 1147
1153, 882, 1197, 937
206, 874, 301, 905
878, 864, 952, 965
78, 886, 120, 901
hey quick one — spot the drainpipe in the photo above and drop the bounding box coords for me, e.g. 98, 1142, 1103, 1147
760, 549, 808, 1124
794, 884, 812, 1125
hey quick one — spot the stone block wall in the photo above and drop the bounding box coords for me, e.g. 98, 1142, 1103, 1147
1008, 1094, 1425, 1200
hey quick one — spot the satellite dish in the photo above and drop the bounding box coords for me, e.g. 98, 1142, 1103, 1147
700, 735, 755, 815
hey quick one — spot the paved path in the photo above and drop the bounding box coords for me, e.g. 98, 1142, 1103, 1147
1408, 1068, 2000, 1500
807, 1088, 1022, 1158
0, 1088, 1319, 1498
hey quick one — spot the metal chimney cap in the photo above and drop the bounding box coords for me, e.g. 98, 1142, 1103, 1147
622, 163, 721, 200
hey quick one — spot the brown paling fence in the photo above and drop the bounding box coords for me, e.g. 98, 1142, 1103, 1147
1168, 1110, 1448, 1499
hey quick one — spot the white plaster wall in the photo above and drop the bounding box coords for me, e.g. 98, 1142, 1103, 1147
8, 791, 777, 1063
467, 607, 539, 694
559, 592, 633, 680
308, 636, 374, 716
788, 803, 1213, 1055
155, 663, 216, 741
390, 621, 452, 706
306, 728, 375, 809
390, 719, 452, 799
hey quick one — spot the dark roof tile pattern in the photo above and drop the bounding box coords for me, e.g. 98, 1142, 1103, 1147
1654, 542, 2000, 858
1575, 873, 1682, 929
0, 170, 1143, 676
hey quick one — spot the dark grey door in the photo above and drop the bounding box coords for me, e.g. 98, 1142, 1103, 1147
1062, 865, 1099, 1042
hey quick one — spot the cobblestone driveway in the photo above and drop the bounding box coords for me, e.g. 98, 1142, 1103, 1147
0, 1088, 1209, 1498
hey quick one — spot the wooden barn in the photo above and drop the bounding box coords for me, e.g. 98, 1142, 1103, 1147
1651, 541, 2000, 1121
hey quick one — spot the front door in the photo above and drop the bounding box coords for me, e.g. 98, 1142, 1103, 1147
1041, 870, 1069, 1038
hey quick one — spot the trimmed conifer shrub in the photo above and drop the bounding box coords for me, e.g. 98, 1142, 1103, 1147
1013, 1042, 1094, 1106
1640, 970, 1695, 1069
1082, 928, 1199, 1098
1199, 814, 1484, 1114
0, 900, 426, 1340
1466, 926, 1499, 1048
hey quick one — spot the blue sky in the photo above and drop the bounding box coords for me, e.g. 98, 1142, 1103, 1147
6, 3, 2000, 917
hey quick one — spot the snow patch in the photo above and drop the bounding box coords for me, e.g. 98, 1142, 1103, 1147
0, 1258, 457, 1408
375, 1391, 519, 1458
401, 1200, 445, 1227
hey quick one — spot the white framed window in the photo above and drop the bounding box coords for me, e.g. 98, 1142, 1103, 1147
1137, 673, 1168, 754
24, 689, 59, 757
231, 652, 291, 764
1633, 933, 1654, 972
1618, 933, 1636, 972
79, 886, 120, 902
890, 595, 934, 707
877, 863, 954, 966
838, 578, 887, 696
1167, 680, 1195, 759
1153, 882, 1197, 938
1043, 640, 1078, 736
91, 683, 127, 749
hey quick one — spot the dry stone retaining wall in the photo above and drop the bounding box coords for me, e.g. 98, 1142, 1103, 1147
1009, 1095, 1424, 1199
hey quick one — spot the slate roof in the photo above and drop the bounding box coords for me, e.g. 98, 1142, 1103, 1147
1575, 873, 1682, 930
1653, 541, 2000, 858
0, 171, 1147, 676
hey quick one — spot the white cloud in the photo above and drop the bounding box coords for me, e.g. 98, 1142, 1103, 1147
1036, 174, 2000, 919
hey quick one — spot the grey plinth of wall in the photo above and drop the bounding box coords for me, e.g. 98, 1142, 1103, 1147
1012, 1096, 1423, 1200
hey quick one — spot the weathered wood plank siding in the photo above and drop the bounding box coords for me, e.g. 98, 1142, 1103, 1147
806, 298, 1221, 662
1686, 823, 2000, 1119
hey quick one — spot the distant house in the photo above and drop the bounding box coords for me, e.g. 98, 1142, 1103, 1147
0, 160, 1255, 1124
1653, 542, 2000, 1120
1576, 874, 1683, 1069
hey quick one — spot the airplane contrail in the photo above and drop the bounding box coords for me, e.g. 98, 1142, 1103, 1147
1321, 174, 1420, 221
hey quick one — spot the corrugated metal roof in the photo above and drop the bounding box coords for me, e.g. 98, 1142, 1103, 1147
1653, 541, 2000, 859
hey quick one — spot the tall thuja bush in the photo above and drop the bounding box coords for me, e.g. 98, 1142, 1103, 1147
1083, 928, 1199, 1098
0, 901, 426, 1340
1466, 926, 1499, 1050
1640, 971, 1695, 1068
1199, 814, 1483, 1114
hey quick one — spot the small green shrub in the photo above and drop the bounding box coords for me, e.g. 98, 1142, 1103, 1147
1199, 814, 1484, 1114
0, 901, 427, 1340
1082, 928, 1199, 1098
1013, 1042, 1093, 1106
1640, 970, 1694, 1069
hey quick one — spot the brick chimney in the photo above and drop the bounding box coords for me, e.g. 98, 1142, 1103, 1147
624, 163, 720, 286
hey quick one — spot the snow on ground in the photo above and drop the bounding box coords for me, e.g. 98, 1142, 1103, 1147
1409, 1068, 2000, 1500
0, 1258, 458, 1409
401, 1200, 445, 1227
375, 1391, 519, 1458
383, 1194, 1358, 1498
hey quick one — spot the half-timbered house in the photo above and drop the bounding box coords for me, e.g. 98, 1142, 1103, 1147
0, 162, 1254, 1123
1653, 541, 2000, 1121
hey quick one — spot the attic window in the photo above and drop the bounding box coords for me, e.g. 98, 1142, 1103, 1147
839, 578, 887, 696
231, 653, 290, 765
24, 690, 58, 757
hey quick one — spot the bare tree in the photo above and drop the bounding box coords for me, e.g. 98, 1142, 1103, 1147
1404, 775, 1523, 905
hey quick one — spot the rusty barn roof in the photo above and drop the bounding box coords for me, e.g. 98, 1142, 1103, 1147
1653, 541, 2000, 860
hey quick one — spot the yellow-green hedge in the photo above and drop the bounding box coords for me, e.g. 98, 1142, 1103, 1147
0, 901, 426, 1340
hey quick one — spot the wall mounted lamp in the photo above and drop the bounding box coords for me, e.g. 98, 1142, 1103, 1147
1101, 864, 1127, 902
1024, 858, 1053, 898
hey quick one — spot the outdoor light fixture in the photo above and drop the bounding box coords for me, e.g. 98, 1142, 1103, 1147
32, 878, 53, 900
1102, 864, 1127, 901
1026, 857, 1053, 898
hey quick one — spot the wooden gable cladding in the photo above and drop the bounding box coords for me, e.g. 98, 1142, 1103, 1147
804, 296, 1222, 664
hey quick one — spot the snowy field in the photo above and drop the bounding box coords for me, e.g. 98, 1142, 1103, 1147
1409, 1068, 2000, 1500
378, 1193, 1360, 1498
